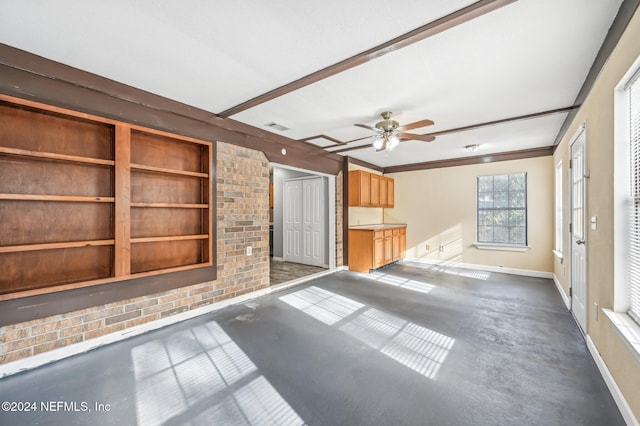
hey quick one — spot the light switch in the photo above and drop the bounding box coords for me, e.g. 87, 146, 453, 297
591, 216, 597, 231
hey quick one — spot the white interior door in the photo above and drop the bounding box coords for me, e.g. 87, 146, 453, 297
571, 127, 588, 332
284, 177, 325, 266
284, 179, 303, 263
302, 177, 324, 266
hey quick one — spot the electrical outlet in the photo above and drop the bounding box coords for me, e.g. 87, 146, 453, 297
246, 246, 252, 256
439, 245, 445, 252
425, 244, 430, 251
594, 302, 599, 320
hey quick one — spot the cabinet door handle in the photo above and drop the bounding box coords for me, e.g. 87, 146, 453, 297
576, 239, 586, 245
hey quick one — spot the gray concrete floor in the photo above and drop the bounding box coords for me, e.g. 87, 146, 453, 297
0, 263, 625, 426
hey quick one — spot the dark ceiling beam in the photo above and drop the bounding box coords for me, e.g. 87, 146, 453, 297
299, 134, 346, 145
218, 0, 517, 118
553, 0, 640, 146
347, 157, 384, 173
0, 44, 345, 175
331, 105, 578, 154
384, 146, 554, 174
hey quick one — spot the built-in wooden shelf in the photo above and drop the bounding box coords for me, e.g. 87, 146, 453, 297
0, 193, 115, 203
130, 202, 208, 209
0, 94, 214, 299
0, 146, 114, 166
0, 240, 115, 254
131, 234, 208, 244
131, 163, 208, 178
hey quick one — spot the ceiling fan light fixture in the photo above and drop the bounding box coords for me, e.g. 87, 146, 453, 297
373, 137, 385, 150
386, 133, 400, 151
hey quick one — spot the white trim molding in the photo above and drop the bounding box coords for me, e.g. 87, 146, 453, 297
402, 257, 552, 279
473, 242, 531, 252
552, 250, 564, 263
553, 274, 571, 309
586, 334, 640, 426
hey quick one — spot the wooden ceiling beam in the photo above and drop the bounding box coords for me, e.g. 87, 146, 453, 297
384, 146, 554, 173
330, 106, 579, 154
218, 0, 517, 118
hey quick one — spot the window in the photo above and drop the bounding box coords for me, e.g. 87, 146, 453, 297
477, 172, 527, 246
626, 68, 640, 324
554, 161, 563, 257
613, 57, 640, 337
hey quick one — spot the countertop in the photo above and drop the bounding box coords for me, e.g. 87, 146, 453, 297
348, 223, 406, 231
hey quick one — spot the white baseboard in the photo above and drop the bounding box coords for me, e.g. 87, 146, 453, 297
0, 267, 341, 378
272, 257, 284, 262
586, 335, 639, 426
552, 274, 571, 309
402, 257, 553, 279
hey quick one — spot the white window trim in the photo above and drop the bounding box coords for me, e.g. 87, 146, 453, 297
476, 172, 528, 247
554, 160, 563, 261
612, 53, 640, 359
473, 242, 530, 252
602, 309, 640, 362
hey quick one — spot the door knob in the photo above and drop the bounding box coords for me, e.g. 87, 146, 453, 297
576, 239, 586, 245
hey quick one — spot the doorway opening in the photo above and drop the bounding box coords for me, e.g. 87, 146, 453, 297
269, 164, 336, 285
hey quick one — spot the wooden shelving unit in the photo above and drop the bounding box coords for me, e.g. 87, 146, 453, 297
0, 96, 214, 298
129, 129, 212, 275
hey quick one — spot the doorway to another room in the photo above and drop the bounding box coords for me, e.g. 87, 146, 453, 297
269, 165, 336, 285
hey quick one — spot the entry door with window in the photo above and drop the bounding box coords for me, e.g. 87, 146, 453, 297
571, 126, 588, 332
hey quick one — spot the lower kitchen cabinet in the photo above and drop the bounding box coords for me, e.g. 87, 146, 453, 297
348, 225, 406, 273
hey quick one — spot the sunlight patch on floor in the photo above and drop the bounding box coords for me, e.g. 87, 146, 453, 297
358, 271, 436, 294
280, 287, 455, 380
131, 321, 303, 425
279, 286, 364, 325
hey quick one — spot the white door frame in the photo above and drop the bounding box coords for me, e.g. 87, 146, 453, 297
274, 163, 336, 270
570, 123, 588, 333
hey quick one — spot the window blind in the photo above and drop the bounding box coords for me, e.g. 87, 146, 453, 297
477, 172, 527, 245
629, 74, 640, 324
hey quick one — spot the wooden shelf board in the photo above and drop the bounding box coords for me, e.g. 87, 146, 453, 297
0, 261, 213, 302
0, 239, 115, 254
0, 193, 115, 203
130, 202, 208, 209
131, 234, 208, 244
131, 163, 208, 178
0, 146, 114, 166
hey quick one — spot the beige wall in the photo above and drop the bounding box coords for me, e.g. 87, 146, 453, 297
385, 156, 554, 274
553, 6, 640, 419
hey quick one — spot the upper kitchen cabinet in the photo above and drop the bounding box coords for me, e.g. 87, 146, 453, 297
348, 170, 394, 208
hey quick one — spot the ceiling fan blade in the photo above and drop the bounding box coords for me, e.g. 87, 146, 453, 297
397, 119, 434, 131
345, 134, 376, 143
399, 132, 436, 142
354, 123, 377, 131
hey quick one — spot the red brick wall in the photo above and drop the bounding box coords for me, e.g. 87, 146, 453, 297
0, 142, 270, 365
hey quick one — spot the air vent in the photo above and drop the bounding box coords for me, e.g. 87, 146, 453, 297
264, 122, 290, 132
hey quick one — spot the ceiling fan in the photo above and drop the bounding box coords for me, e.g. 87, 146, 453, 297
354, 111, 435, 151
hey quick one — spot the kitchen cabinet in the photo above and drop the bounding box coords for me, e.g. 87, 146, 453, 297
348, 224, 406, 272
348, 170, 394, 207
387, 178, 395, 208
380, 177, 388, 207
348, 170, 371, 206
